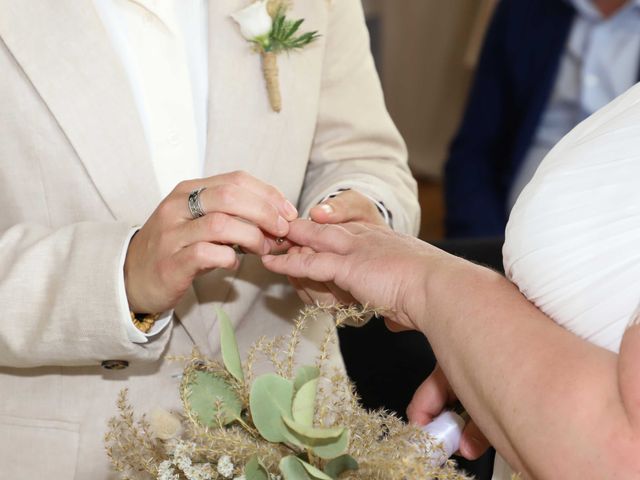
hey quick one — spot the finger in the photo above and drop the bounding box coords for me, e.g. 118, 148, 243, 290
288, 275, 315, 305
282, 219, 356, 255
262, 249, 344, 284
459, 420, 491, 460
294, 246, 344, 305
384, 318, 413, 332
177, 171, 298, 221
181, 212, 269, 255
407, 366, 455, 426
170, 242, 240, 282
264, 235, 296, 255
310, 190, 382, 225
195, 184, 290, 237
285, 247, 316, 305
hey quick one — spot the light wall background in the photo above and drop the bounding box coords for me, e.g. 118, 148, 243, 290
362, 0, 497, 178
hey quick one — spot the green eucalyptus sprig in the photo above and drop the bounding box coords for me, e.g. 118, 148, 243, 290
182, 308, 358, 480
231, 0, 319, 112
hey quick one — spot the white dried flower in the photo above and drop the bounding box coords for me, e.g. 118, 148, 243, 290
234, 476, 246, 480
231, 0, 273, 42
184, 463, 215, 480
217, 455, 235, 478
172, 440, 196, 459
171, 440, 196, 472
149, 407, 183, 440
158, 460, 179, 480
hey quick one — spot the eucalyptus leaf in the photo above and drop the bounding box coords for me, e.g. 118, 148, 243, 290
281, 416, 349, 459
279, 456, 333, 480
186, 370, 242, 426
245, 455, 269, 480
310, 429, 349, 459
324, 454, 359, 479
217, 308, 244, 382
298, 458, 334, 480
279, 455, 310, 480
292, 378, 318, 427
293, 365, 320, 392
282, 416, 343, 440
250, 373, 294, 442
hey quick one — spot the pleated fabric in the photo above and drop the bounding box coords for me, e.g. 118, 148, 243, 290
504, 82, 640, 354
494, 83, 640, 480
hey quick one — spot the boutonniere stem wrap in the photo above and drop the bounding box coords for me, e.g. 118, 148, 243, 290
232, 0, 319, 112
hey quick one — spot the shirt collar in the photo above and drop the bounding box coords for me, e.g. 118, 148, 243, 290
567, 0, 640, 20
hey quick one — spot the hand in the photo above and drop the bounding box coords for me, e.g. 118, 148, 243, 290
309, 190, 388, 227
407, 365, 490, 461
285, 245, 357, 306
291, 190, 388, 306
125, 171, 298, 313
262, 220, 454, 329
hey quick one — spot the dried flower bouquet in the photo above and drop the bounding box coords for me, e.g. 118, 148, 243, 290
105, 305, 471, 480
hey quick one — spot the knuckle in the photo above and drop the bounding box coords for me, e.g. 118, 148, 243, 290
228, 170, 249, 184
190, 243, 210, 264
260, 202, 279, 223
214, 184, 237, 207
205, 212, 228, 234
174, 179, 193, 193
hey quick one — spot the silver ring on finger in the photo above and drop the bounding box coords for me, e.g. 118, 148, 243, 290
188, 187, 207, 219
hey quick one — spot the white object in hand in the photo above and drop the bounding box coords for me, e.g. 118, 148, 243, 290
422, 410, 465, 467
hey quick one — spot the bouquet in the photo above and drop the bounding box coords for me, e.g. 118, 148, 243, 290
105, 305, 471, 480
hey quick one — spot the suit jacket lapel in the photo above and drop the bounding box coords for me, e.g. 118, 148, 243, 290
0, 0, 160, 224
205, 0, 291, 181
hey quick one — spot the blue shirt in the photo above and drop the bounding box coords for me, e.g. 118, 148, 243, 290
508, 0, 640, 209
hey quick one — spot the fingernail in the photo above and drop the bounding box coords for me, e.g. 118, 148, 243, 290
463, 435, 483, 458
283, 200, 298, 219
319, 203, 334, 215
277, 216, 289, 235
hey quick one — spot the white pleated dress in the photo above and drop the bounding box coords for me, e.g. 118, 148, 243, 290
494, 82, 640, 479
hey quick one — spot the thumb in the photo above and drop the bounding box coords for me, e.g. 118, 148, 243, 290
309, 190, 373, 224
407, 365, 455, 426
459, 419, 491, 460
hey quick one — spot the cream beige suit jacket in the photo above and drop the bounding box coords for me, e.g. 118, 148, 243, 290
0, 0, 419, 477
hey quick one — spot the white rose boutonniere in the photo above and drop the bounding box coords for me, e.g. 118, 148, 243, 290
232, 0, 319, 112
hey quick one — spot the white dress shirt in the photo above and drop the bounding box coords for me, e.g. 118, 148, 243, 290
508, 0, 640, 209
93, 0, 208, 342
91, 0, 389, 343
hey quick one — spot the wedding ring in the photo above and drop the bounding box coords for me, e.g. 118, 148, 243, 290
188, 187, 207, 219
231, 244, 246, 255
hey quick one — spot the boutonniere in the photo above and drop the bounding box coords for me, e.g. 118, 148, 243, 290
231, 0, 319, 112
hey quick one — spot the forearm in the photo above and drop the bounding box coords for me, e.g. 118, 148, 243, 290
415, 258, 639, 478
0, 222, 170, 367
303, 0, 419, 236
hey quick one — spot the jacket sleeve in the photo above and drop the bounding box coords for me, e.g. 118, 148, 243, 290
444, 0, 513, 238
299, 0, 420, 236
0, 221, 171, 367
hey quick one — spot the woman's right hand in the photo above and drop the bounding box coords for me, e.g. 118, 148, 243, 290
124, 171, 298, 313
